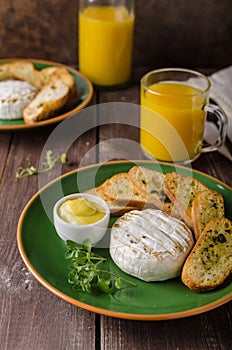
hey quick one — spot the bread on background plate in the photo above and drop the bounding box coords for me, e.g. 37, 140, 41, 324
0, 60, 79, 124
0, 63, 11, 80
7, 60, 43, 89
39, 66, 78, 109
23, 78, 69, 124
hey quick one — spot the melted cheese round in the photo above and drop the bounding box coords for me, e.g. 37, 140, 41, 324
110, 209, 194, 281
0, 80, 37, 120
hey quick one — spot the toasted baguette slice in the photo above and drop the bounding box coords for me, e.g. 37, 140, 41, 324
85, 186, 137, 216
164, 172, 208, 228
23, 78, 69, 124
128, 166, 164, 198
128, 166, 181, 218
0, 63, 11, 80
40, 67, 78, 107
100, 172, 149, 209
8, 60, 42, 89
181, 217, 232, 292
49, 67, 78, 108
39, 67, 58, 84
192, 190, 225, 240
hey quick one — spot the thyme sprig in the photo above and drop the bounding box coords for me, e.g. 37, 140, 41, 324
16, 150, 66, 178
65, 239, 136, 294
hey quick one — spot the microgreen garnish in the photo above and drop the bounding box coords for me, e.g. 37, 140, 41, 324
65, 239, 136, 294
16, 150, 66, 178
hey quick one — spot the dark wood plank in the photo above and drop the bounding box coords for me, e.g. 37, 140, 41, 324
194, 152, 232, 187
101, 302, 232, 350
97, 85, 145, 162
134, 0, 232, 69
0, 133, 12, 182
0, 0, 78, 66
0, 282, 95, 350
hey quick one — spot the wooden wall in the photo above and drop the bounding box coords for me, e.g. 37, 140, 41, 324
0, 0, 231, 70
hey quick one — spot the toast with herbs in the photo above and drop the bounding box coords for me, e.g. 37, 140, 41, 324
85, 186, 137, 216
163, 172, 208, 229
191, 189, 225, 240
128, 166, 181, 218
181, 217, 232, 292
100, 172, 149, 209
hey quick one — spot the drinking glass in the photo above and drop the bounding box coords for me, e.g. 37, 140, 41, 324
140, 68, 228, 163
79, 0, 135, 88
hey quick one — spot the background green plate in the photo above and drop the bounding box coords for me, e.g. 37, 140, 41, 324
0, 58, 93, 131
17, 161, 232, 320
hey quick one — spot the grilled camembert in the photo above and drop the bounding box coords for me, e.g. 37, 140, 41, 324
0, 80, 37, 120
110, 209, 194, 281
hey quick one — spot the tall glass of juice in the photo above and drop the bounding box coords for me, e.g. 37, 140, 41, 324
78, 0, 135, 87
140, 68, 228, 163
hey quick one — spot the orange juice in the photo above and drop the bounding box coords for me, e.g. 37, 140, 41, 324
140, 83, 207, 162
79, 6, 134, 86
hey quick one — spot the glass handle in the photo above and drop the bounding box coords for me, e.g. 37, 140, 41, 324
202, 104, 228, 153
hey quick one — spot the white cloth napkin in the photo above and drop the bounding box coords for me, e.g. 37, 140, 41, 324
209, 66, 232, 161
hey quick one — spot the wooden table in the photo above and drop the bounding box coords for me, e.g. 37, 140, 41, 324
0, 70, 231, 350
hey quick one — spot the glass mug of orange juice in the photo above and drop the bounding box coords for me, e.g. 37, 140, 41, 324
140, 68, 228, 163
78, 0, 135, 87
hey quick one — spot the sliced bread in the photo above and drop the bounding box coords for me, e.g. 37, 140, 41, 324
181, 217, 232, 292
23, 78, 69, 124
85, 186, 137, 216
100, 172, 149, 209
8, 60, 42, 89
192, 189, 225, 240
0, 63, 11, 80
40, 67, 78, 108
50, 67, 78, 108
39, 67, 58, 84
164, 172, 208, 229
128, 166, 164, 198
128, 166, 181, 218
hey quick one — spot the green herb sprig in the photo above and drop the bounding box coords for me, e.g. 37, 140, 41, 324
16, 150, 66, 178
65, 239, 136, 294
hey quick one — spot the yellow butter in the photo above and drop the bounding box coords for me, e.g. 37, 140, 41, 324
66, 197, 96, 216
77, 211, 106, 225
59, 197, 106, 225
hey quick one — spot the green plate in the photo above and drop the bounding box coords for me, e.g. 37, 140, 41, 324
17, 161, 232, 320
0, 58, 93, 131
